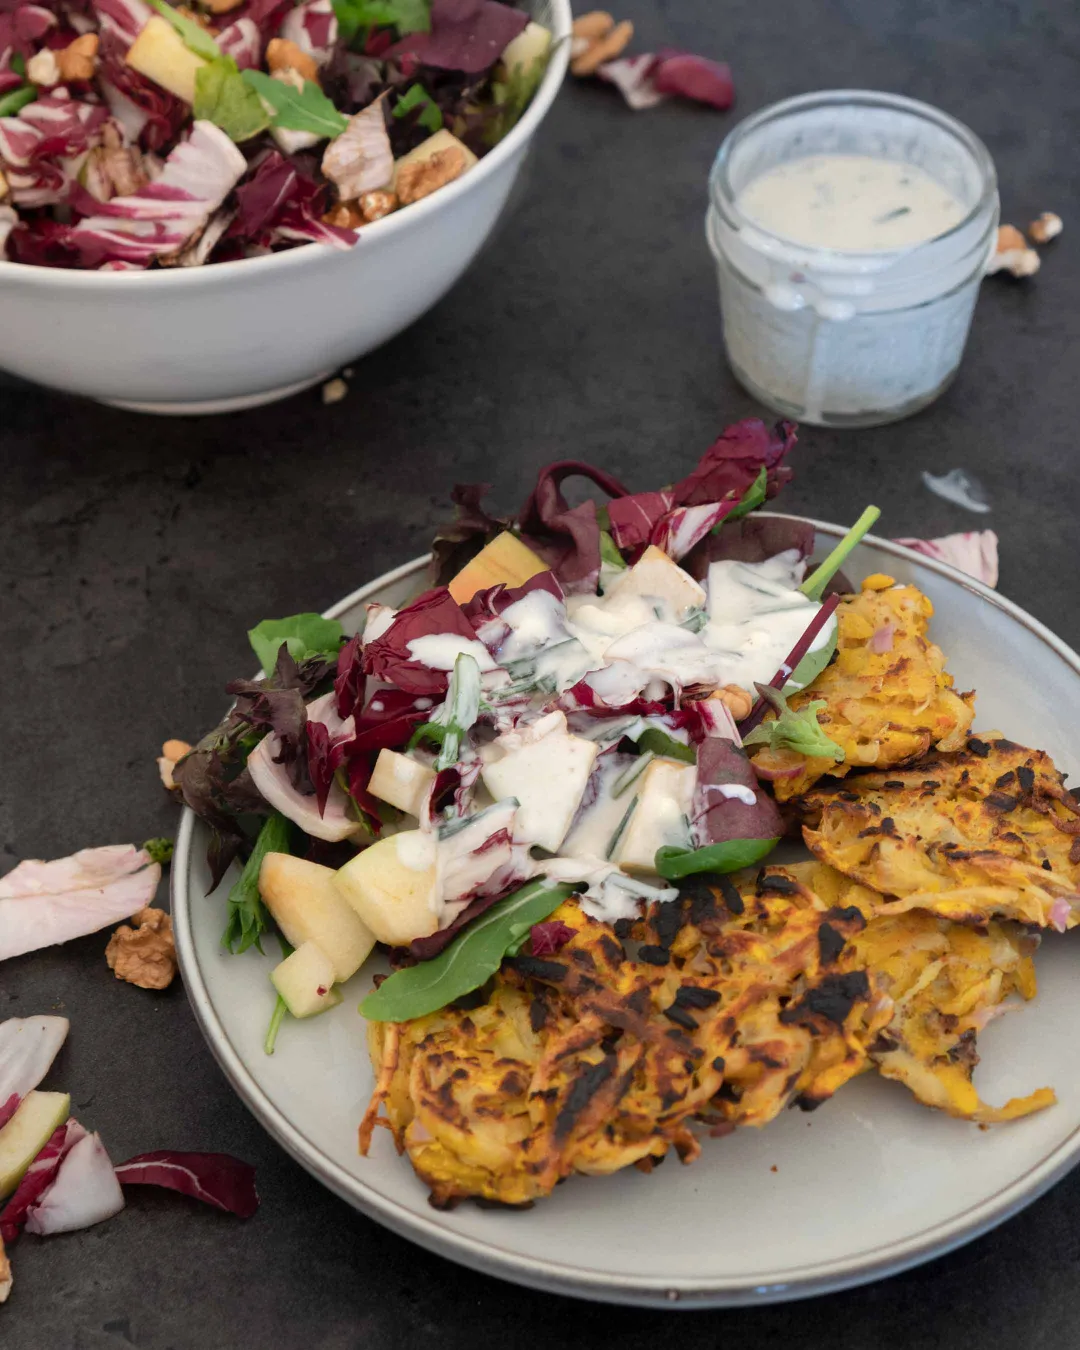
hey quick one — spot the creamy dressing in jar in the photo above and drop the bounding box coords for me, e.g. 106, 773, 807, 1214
737, 154, 967, 251
707, 91, 999, 427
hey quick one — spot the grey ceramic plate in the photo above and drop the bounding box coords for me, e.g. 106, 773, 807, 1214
172, 517, 1080, 1307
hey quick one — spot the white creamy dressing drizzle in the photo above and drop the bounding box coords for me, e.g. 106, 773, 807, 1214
377, 550, 832, 925
737, 154, 967, 252
921, 467, 992, 514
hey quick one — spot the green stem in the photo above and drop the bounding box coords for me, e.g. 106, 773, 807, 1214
0, 85, 36, 118
263, 935, 294, 1056
800, 506, 881, 601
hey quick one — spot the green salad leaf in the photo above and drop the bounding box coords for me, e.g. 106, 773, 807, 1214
407, 652, 482, 770
241, 70, 349, 139
786, 622, 838, 692
143, 837, 175, 866
222, 813, 292, 954
487, 49, 548, 145
194, 57, 270, 142
147, 0, 222, 60
742, 685, 844, 761
599, 529, 627, 571
724, 466, 767, 523
654, 837, 779, 880
361, 880, 575, 1021
393, 82, 443, 132
633, 727, 696, 765
247, 613, 346, 674
0, 84, 36, 118
333, 0, 430, 43
801, 505, 881, 602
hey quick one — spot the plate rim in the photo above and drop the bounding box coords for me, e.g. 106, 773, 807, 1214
172, 515, 1080, 1308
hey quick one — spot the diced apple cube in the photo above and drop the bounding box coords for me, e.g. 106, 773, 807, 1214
499, 20, 552, 75
125, 16, 207, 104
605, 545, 706, 621
448, 531, 549, 605
333, 831, 439, 946
270, 941, 342, 1019
368, 749, 436, 819
481, 710, 598, 852
614, 759, 697, 873
258, 853, 376, 983
0, 1091, 71, 1200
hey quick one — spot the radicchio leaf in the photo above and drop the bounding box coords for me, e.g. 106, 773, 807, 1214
651, 49, 734, 109
352, 688, 434, 753
25, 1131, 125, 1236
362, 587, 481, 697
114, 1150, 258, 1218
527, 920, 575, 956
893, 530, 999, 588
384, 0, 528, 75
0, 1119, 86, 1243
431, 482, 513, 587
518, 461, 631, 595
683, 513, 815, 579
460, 569, 563, 627
0, 1016, 70, 1107
692, 738, 783, 845
0, 1094, 19, 1130
334, 633, 365, 719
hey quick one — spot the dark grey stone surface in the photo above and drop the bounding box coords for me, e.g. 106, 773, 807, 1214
2, 0, 1079, 1344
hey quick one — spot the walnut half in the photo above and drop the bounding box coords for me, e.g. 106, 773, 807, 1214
106, 907, 177, 990
396, 147, 467, 205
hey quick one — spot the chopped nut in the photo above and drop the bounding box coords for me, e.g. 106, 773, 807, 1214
986, 225, 1040, 278
322, 377, 348, 405
570, 18, 633, 76
359, 188, 398, 222
1029, 211, 1062, 244
106, 906, 177, 991
56, 33, 99, 83
0, 1232, 10, 1304
25, 49, 60, 87
0, 168, 8, 202
177, 6, 215, 29
713, 684, 753, 722
396, 146, 467, 205
158, 738, 193, 792
266, 37, 320, 85
571, 11, 615, 40
322, 200, 363, 229
204, 0, 244, 11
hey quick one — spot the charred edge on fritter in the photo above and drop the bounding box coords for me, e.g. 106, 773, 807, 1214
1017, 765, 1036, 796
663, 1005, 699, 1031
674, 985, 721, 1010
554, 1057, 617, 1143
778, 971, 871, 1031
985, 792, 1018, 812
598, 934, 626, 965
968, 738, 991, 757
857, 816, 898, 839
817, 922, 847, 965
511, 956, 568, 982
638, 945, 671, 966
755, 871, 801, 896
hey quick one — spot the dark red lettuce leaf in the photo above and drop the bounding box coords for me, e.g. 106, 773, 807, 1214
528, 920, 575, 956
0, 1093, 20, 1130
0, 1120, 74, 1243
384, 0, 528, 74
683, 514, 815, 580
408, 889, 501, 960
305, 721, 335, 815
362, 587, 477, 697
352, 688, 432, 753
7, 218, 80, 269
98, 31, 188, 152
461, 569, 563, 626
673, 418, 797, 506
345, 753, 382, 830
114, 1152, 258, 1219
232, 151, 299, 237
431, 482, 513, 587
692, 739, 783, 844
334, 634, 365, 719
606, 490, 675, 551
518, 462, 631, 595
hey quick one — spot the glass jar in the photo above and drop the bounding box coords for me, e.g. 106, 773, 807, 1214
706, 90, 999, 427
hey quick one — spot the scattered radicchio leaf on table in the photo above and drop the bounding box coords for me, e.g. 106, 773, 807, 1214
430, 482, 514, 588
362, 588, 482, 697
528, 920, 575, 956
0, 848, 160, 963
384, 0, 528, 75
114, 1151, 259, 1218
518, 461, 631, 594
0, 1119, 87, 1243
893, 530, 999, 588
25, 1131, 125, 1237
597, 48, 734, 112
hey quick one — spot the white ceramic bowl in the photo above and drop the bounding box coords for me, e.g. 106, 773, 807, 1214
0, 0, 569, 415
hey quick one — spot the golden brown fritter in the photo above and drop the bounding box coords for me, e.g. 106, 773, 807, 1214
360, 858, 1053, 1208
750, 577, 974, 800
798, 734, 1080, 929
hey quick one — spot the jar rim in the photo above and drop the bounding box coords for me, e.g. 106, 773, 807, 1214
709, 89, 998, 263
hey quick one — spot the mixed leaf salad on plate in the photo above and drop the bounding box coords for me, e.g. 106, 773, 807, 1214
0, 0, 554, 268
174, 422, 1080, 1208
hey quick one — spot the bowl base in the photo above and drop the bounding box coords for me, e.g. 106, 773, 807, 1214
99, 369, 333, 416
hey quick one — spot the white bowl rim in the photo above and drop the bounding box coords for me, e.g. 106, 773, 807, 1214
0, 0, 571, 290
172, 515, 1080, 1307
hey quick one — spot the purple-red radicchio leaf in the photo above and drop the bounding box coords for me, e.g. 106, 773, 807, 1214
114, 1151, 259, 1218
528, 920, 575, 956
362, 587, 480, 698
384, 0, 528, 75
518, 461, 631, 594
692, 739, 783, 845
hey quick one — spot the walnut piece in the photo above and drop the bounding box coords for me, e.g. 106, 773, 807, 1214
25, 49, 60, 87
157, 738, 192, 792
266, 37, 319, 85
322, 201, 363, 229
396, 147, 467, 205
570, 18, 633, 75
204, 0, 244, 12
714, 684, 753, 722
571, 11, 614, 41
105, 906, 177, 991
1029, 211, 1062, 244
986, 224, 1040, 278
322, 377, 348, 405
359, 188, 398, 222
0, 1232, 11, 1304
56, 33, 99, 83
